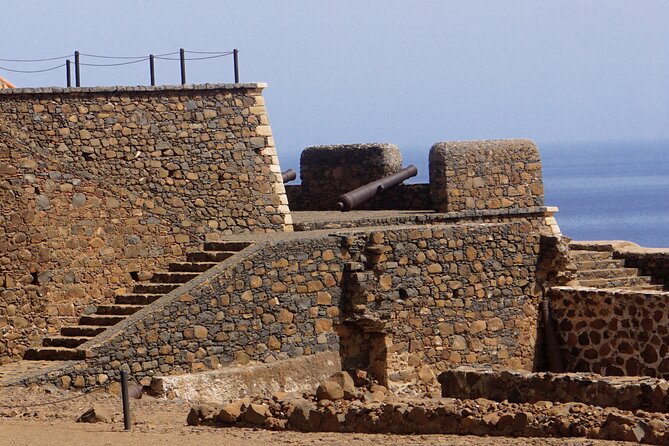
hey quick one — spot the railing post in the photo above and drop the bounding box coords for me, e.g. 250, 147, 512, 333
149, 54, 155, 86
233, 49, 239, 83
180, 48, 186, 85
66, 60, 71, 87
74, 51, 80, 87
120, 370, 132, 430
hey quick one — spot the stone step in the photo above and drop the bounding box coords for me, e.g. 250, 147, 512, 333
186, 251, 236, 262
42, 336, 91, 348
60, 325, 107, 337
133, 283, 180, 294
115, 293, 163, 305
23, 347, 85, 361
95, 304, 145, 316
574, 259, 626, 270
578, 268, 640, 280
168, 262, 218, 272
150, 271, 199, 283
572, 250, 614, 261
79, 314, 126, 326
578, 275, 655, 288
203, 241, 252, 252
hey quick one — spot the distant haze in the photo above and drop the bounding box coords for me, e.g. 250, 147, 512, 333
2, 1, 669, 167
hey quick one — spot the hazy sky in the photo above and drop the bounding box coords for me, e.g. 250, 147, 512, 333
2, 1, 668, 168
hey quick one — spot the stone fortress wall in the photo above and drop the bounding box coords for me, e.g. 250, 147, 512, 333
2, 83, 665, 392
7, 133, 558, 388
0, 84, 290, 364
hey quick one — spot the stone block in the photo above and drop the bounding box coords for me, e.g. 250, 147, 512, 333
299, 143, 403, 210
429, 139, 543, 212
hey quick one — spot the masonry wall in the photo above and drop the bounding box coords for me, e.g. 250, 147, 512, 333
549, 286, 669, 378
28, 214, 550, 389
0, 84, 291, 364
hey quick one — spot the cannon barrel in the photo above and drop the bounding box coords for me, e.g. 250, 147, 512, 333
336, 165, 418, 212
281, 169, 297, 183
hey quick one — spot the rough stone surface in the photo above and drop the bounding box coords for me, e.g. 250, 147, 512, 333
439, 365, 669, 413
429, 139, 544, 212
549, 285, 669, 378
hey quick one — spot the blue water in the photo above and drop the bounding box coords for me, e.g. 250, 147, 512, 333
541, 140, 669, 248
280, 140, 669, 247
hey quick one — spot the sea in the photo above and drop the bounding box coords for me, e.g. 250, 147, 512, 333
279, 140, 669, 248
400, 140, 669, 248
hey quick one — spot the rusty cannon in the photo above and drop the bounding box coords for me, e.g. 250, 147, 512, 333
336, 165, 418, 211
281, 169, 297, 183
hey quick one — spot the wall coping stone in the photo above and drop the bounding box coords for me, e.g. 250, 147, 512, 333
549, 285, 669, 297
292, 206, 555, 231
0, 83, 267, 96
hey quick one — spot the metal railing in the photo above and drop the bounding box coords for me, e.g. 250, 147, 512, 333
0, 48, 240, 87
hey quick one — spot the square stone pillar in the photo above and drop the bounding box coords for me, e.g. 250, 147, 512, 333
429, 139, 544, 213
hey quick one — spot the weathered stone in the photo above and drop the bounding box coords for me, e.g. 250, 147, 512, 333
77, 405, 112, 423
316, 381, 344, 401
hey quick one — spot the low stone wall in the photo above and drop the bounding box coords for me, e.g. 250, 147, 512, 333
429, 139, 544, 213
285, 183, 431, 211
0, 83, 291, 364
549, 286, 669, 378
438, 365, 669, 412
23, 215, 549, 390
297, 143, 402, 210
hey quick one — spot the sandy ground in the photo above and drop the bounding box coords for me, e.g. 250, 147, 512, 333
0, 386, 635, 446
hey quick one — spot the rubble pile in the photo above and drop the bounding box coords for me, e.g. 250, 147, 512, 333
186, 371, 669, 444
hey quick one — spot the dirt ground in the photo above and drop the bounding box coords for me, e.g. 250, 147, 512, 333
0, 386, 635, 446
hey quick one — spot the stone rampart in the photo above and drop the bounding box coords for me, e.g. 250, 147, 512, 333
22, 214, 550, 389
549, 286, 669, 378
0, 84, 291, 364
429, 139, 544, 213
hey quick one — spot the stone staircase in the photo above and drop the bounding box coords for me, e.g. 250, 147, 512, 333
572, 249, 665, 291
23, 241, 252, 361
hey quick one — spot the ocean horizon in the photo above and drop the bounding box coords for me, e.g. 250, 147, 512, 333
279, 140, 669, 248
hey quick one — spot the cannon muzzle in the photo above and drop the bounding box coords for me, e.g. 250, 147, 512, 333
336, 165, 418, 211
281, 169, 297, 183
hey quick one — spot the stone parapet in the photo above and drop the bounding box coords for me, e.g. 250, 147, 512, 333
297, 143, 402, 211
429, 139, 544, 213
